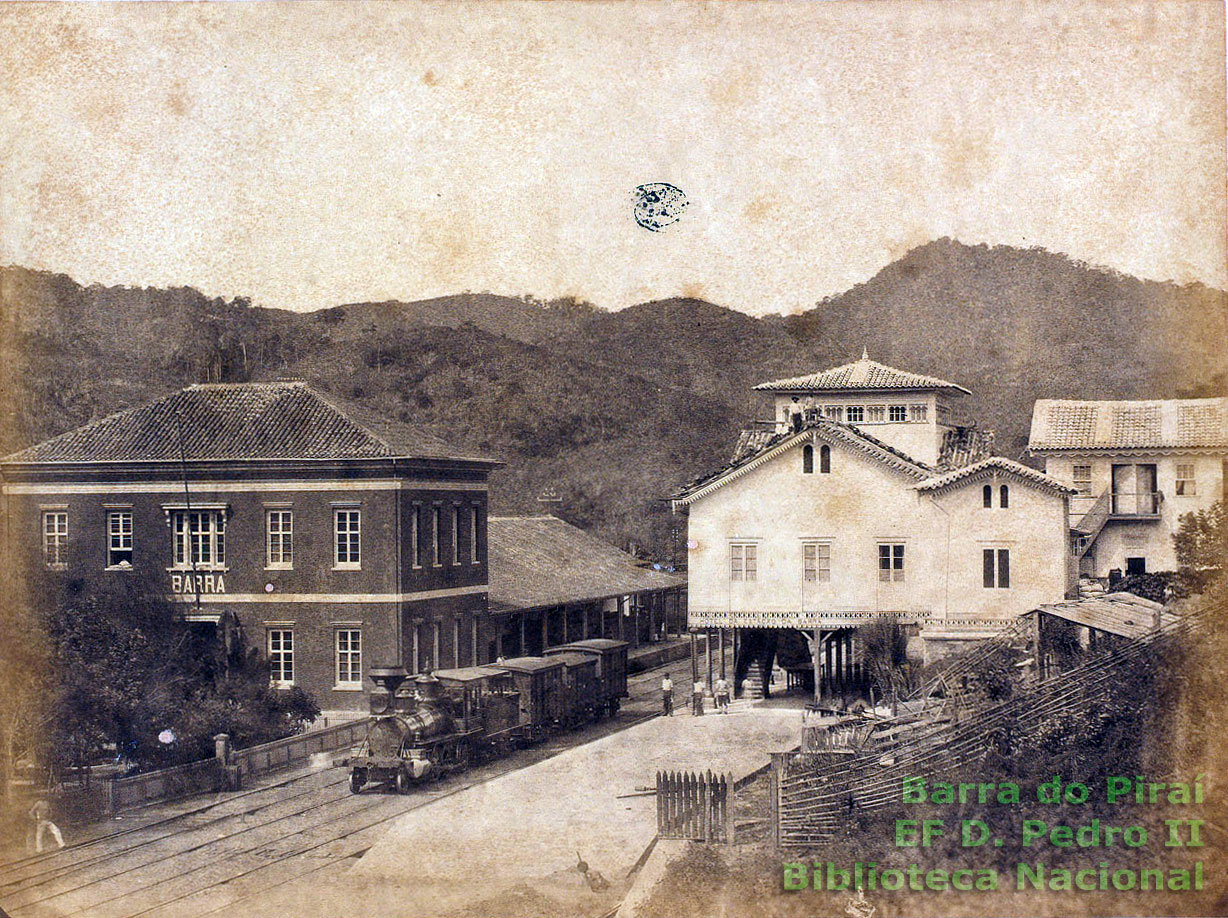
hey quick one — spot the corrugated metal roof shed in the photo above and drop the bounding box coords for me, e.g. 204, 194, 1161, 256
1028, 592, 1178, 639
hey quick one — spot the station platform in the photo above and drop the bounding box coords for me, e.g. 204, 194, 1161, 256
259, 697, 799, 918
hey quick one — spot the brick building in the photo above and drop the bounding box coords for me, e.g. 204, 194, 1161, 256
0, 382, 500, 717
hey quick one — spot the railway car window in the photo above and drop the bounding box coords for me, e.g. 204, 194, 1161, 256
265, 509, 293, 569
269, 629, 294, 686
42, 510, 68, 568
336, 629, 361, 686
107, 511, 133, 568
334, 508, 361, 569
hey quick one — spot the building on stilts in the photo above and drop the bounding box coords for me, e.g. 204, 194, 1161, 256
669, 352, 1076, 702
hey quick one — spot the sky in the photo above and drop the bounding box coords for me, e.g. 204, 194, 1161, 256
0, 1, 1224, 315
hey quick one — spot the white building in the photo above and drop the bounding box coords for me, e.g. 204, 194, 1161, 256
1028, 397, 1227, 579
672, 354, 1074, 699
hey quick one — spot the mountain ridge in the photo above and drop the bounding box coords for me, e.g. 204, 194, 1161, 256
3, 238, 1225, 554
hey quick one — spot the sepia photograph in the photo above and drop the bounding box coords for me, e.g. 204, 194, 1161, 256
0, 2, 1225, 916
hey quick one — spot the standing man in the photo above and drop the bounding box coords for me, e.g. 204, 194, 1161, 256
661, 674, 673, 716
714, 675, 731, 714
692, 679, 705, 716
29, 797, 65, 852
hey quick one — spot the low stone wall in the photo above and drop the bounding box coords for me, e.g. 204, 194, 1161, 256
97, 719, 369, 815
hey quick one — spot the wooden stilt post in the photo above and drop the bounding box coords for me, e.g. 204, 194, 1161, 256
706, 628, 714, 690
690, 631, 698, 684
812, 627, 822, 705
719, 628, 726, 679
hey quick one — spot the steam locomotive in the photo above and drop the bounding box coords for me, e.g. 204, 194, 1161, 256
347, 638, 629, 793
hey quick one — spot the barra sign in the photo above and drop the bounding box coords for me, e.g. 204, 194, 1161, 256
171, 572, 227, 596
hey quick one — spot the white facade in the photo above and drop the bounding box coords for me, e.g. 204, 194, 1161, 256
677, 426, 1073, 659
1030, 398, 1227, 578
770, 391, 961, 467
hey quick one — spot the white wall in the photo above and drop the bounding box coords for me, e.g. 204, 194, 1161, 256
1042, 453, 1224, 575
685, 432, 1069, 644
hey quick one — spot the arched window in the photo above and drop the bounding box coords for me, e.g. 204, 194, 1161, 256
1000, 485, 1009, 508
819, 445, 831, 474
802, 444, 814, 474
983, 484, 993, 508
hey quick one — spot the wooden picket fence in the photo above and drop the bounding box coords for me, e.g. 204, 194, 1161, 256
656, 769, 734, 844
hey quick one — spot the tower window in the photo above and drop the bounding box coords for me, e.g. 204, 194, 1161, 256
820, 445, 831, 474
802, 444, 814, 474
983, 484, 993, 508
1000, 485, 1009, 508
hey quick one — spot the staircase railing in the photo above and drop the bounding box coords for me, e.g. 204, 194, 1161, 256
1072, 490, 1111, 559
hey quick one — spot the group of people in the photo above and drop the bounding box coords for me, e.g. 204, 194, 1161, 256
660, 674, 731, 716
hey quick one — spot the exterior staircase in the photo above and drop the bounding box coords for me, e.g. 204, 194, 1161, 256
1071, 490, 1111, 560
734, 631, 777, 699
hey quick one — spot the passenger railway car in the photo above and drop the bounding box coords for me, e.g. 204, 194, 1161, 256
496, 656, 567, 739
347, 639, 629, 794
545, 638, 629, 715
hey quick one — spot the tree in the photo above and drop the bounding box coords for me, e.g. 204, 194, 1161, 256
23, 569, 319, 776
1173, 500, 1225, 596
856, 615, 916, 702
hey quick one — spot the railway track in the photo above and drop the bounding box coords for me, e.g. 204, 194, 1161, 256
1, 654, 693, 918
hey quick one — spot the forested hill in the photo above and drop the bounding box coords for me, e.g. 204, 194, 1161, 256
2, 239, 1224, 555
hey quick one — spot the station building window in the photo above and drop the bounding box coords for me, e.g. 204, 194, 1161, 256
452, 505, 461, 565
846, 406, 864, 423
411, 504, 423, 568
42, 510, 68, 568
335, 629, 362, 687
802, 444, 814, 474
432, 506, 442, 567
1073, 465, 1093, 496
268, 629, 294, 687
171, 509, 226, 570
803, 542, 831, 582
107, 510, 133, 568
334, 508, 361, 569
1000, 485, 1009, 508
866, 406, 885, 422
820, 444, 831, 473
1175, 464, 1196, 496
730, 543, 757, 582
878, 543, 905, 582
983, 548, 1011, 589
470, 504, 480, 564
888, 405, 907, 422
983, 484, 993, 508
909, 404, 928, 422
266, 509, 293, 569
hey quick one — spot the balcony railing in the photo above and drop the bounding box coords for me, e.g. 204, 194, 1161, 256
1109, 491, 1163, 518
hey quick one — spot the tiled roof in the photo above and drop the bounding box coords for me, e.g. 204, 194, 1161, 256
487, 516, 684, 613
2, 382, 492, 464
731, 427, 776, 463
1028, 398, 1228, 451
672, 418, 933, 505
936, 426, 995, 472
754, 355, 971, 395
913, 457, 1076, 495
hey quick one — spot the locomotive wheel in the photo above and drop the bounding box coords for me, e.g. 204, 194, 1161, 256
395, 766, 412, 795
349, 770, 366, 795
